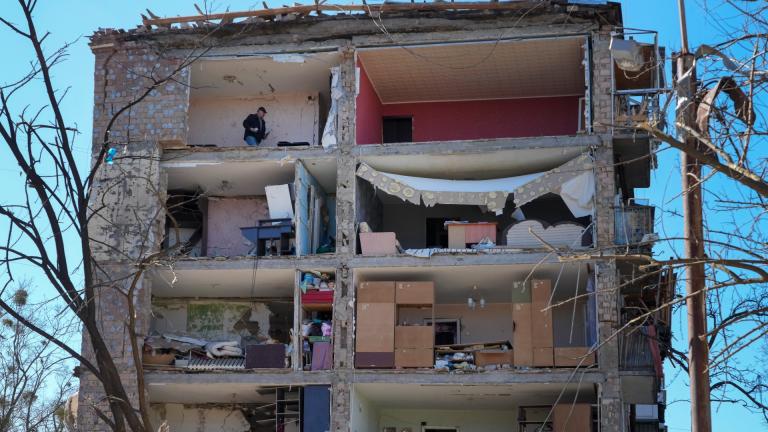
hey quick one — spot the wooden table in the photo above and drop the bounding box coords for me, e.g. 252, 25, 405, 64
446, 222, 497, 248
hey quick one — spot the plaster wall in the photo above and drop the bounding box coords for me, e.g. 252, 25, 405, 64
397, 302, 588, 347
356, 64, 580, 145
150, 404, 300, 432
188, 92, 320, 147
350, 388, 380, 432
150, 300, 293, 344
355, 63, 383, 145
378, 408, 517, 432
206, 196, 269, 256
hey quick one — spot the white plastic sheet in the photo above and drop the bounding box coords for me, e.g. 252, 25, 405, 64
321, 66, 341, 149
559, 171, 595, 217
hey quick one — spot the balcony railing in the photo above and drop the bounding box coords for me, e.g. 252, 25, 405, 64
615, 204, 655, 246
620, 328, 653, 370
614, 91, 663, 130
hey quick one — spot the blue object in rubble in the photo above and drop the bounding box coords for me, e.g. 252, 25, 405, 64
105, 148, 117, 164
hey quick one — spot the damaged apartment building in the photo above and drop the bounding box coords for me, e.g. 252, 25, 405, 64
80, 1, 671, 431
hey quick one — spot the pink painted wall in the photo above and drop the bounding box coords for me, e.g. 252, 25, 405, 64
206, 197, 269, 256
355, 64, 580, 144
355, 62, 383, 145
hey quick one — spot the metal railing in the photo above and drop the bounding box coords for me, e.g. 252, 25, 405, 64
615, 204, 655, 245
620, 327, 655, 370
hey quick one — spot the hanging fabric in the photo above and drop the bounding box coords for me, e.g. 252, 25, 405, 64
356, 153, 594, 216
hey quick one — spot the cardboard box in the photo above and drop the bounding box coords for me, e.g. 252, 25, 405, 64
513, 303, 533, 366
475, 350, 514, 367
358, 281, 395, 303
395, 281, 434, 305
355, 303, 395, 352
395, 348, 434, 368
395, 326, 434, 349
554, 347, 597, 367
355, 352, 394, 369
360, 232, 398, 256
532, 347, 554, 367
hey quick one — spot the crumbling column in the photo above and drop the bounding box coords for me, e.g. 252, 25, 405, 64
591, 31, 614, 134
331, 45, 358, 432
330, 376, 352, 432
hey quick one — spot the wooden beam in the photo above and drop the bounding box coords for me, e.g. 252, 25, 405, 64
142, 1, 542, 27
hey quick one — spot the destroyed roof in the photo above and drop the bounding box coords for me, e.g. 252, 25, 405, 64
90, 1, 622, 43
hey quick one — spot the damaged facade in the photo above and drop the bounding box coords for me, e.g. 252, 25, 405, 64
80, 1, 670, 431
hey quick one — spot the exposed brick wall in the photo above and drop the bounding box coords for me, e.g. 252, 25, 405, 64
591, 31, 614, 133
91, 43, 189, 148
79, 40, 190, 431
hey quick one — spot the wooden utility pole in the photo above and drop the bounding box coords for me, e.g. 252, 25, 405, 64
676, 1, 712, 431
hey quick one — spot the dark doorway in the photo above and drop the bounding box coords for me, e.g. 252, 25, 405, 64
425, 218, 450, 248
382, 116, 413, 143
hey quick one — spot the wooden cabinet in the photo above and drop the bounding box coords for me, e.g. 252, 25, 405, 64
395, 348, 434, 368
554, 347, 597, 367
357, 281, 435, 369
358, 281, 395, 303
553, 404, 592, 432
395, 281, 434, 304
356, 281, 396, 368
531, 279, 554, 367
355, 302, 395, 352
513, 279, 554, 367
395, 326, 434, 348
513, 302, 533, 366
446, 222, 497, 248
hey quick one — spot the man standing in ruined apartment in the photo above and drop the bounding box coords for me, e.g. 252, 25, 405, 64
243, 106, 268, 146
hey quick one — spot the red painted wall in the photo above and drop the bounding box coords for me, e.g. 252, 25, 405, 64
355, 64, 581, 145
355, 62, 383, 145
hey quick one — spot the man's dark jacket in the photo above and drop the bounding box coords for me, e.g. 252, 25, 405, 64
243, 114, 266, 140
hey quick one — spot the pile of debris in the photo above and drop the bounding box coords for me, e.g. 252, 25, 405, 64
434, 340, 513, 372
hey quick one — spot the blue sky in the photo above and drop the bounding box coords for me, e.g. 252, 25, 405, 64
0, 1, 764, 430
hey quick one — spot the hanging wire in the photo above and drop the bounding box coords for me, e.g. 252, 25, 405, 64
548, 262, 567, 308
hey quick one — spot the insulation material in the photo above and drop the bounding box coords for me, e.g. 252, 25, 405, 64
205, 341, 242, 357
696, 76, 754, 142
322, 66, 341, 148
356, 154, 594, 216
558, 172, 596, 217
265, 184, 294, 219
609, 38, 644, 72
504, 220, 587, 249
